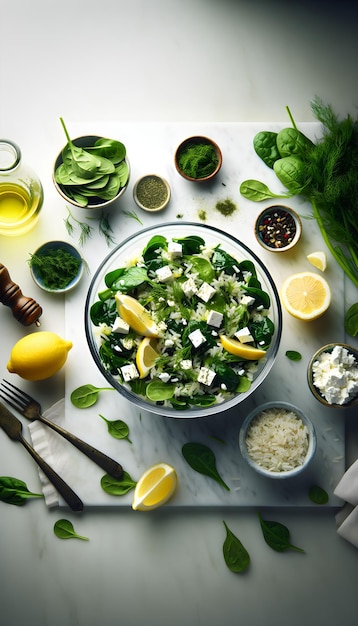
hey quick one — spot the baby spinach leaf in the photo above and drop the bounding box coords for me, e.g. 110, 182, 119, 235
188, 256, 215, 282
99, 414, 132, 443
100, 471, 136, 496
258, 513, 305, 553
70, 384, 114, 408
285, 350, 302, 361
223, 521, 250, 573
54, 519, 89, 541
0, 476, 44, 506
276, 127, 314, 159
212, 247, 241, 276
253, 131, 280, 168
182, 442, 230, 491
308, 485, 329, 504
273, 155, 309, 194
145, 380, 175, 402
110, 266, 148, 292
344, 303, 358, 337
240, 179, 293, 202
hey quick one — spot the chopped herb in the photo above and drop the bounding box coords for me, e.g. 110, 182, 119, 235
28, 248, 81, 290
215, 198, 237, 217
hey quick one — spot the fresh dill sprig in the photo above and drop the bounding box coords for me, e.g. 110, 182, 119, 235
64, 206, 93, 246
122, 210, 143, 225
98, 210, 116, 247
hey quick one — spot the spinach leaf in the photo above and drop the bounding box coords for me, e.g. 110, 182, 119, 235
276, 127, 314, 159
90, 297, 117, 326
0, 476, 44, 506
173, 235, 205, 254
99, 414, 132, 443
212, 247, 242, 276
253, 131, 280, 168
223, 521, 250, 573
285, 350, 302, 361
54, 519, 89, 541
145, 380, 175, 402
273, 156, 309, 194
258, 512, 305, 553
70, 384, 113, 408
214, 362, 241, 392
344, 303, 358, 337
188, 256, 215, 282
110, 266, 148, 292
182, 442, 230, 491
242, 285, 270, 309
240, 179, 293, 202
308, 485, 329, 504
248, 317, 275, 349
100, 471, 136, 496
142, 235, 167, 261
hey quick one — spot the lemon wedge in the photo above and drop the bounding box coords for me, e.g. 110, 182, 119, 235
219, 335, 266, 360
115, 293, 159, 337
7, 332, 72, 381
307, 251, 327, 271
135, 337, 159, 378
132, 462, 178, 511
280, 271, 331, 321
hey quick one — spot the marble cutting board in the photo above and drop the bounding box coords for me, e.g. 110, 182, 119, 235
46, 122, 347, 509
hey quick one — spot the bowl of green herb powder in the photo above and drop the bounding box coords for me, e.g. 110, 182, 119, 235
29, 240, 84, 293
174, 136, 222, 182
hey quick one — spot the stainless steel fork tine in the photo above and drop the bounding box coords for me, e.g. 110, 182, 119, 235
0, 379, 30, 411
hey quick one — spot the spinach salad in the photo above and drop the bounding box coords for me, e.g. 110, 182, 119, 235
89, 233, 275, 410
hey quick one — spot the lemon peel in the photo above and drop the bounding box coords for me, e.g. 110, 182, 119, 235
135, 337, 159, 378
7, 331, 72, 380
280, 271, 331, 321
115, 293, 159, 337
132, 462, 178, 511
307, 251, 327, 272
219, 335, 266, 360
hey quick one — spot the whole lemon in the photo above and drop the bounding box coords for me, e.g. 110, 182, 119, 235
7, 331, 73, 380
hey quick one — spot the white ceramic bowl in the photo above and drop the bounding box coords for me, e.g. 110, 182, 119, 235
85, 222, 282, 418
239, 401, 316, 478
133, 174, 171, 212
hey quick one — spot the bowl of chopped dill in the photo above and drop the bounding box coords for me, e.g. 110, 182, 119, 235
174, 136, 222, 182
29, 241, 84, 293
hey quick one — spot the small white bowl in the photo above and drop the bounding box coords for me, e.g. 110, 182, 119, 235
255, 205, 302, 252
133, 174, 171, 212
30, 240, 84, 293
239, 401, 316, 479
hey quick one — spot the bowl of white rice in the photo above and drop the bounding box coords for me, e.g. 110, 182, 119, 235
239, 401, 316, 478
85, 222, 282, 418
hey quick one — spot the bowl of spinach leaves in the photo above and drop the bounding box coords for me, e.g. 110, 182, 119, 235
53, 118, 130, 209
85, 222, 282, 418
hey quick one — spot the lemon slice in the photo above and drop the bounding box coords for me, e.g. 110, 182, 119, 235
135, 337, 159, 378
132, 462, 178, 511
115, 293, 159, 337
307, 251, 327, 271
219, 334, 266, 360
280, 271, 331, 321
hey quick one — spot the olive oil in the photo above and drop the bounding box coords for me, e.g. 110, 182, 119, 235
0, 182, 42, 236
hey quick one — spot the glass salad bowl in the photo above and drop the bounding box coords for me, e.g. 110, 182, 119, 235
85, 222, 282, 418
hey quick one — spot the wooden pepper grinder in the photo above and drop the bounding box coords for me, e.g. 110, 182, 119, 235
0, 263, 43, 326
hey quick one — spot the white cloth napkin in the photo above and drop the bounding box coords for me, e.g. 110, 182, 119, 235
28, 399, 65, 508
334, 459, 358, 548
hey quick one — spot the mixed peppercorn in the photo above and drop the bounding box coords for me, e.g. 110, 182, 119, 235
257, 207, 297, 249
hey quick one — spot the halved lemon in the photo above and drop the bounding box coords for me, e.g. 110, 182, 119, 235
307, 251, 327, 272
132, 462, 178, 511
115, 293, 159, 337
135, 337, 159, 378
219, 334, 266, 360
280, 271, 331, 321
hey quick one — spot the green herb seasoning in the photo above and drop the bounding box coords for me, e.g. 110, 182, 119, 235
178, 142, 219, 179
215, 198, 237, 217
135, 176, 168, 210
29, 248, 81, 290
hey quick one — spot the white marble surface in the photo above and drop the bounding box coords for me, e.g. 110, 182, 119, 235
1, 2, 358, 626
30, 121, 346, 509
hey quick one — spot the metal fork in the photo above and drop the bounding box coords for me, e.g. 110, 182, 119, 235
0, 379, 123, 480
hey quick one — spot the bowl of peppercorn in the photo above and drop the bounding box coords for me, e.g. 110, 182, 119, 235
255, 205, 302, 252
133, 174, 171, 212
29, 240, 84, 293
174, 136, 222, 182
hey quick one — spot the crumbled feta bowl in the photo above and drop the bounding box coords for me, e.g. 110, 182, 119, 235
310, 344, 358, 406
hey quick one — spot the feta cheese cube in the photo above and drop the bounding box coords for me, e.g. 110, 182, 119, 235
182, 277, 198, 298
121, 363, 139, 382
241, 295, 255, 307
158, 372, 171, 383
197, 282, 216, 303
197, 367, 216, 386
235, 327, 254, 343
155, 265, 173, 283
180, 359, 192, 370
188, 328, 206, 348
168, 241, 183, 258
207, 310, 223, 328
112, 316, 130, 334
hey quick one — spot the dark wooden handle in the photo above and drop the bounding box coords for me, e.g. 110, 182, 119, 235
0, 263, 43, 326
